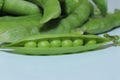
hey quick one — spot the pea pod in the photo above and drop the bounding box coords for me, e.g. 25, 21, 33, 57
27, 0, 61, 24
0, 14, 42, 42
40, 0, 91, 34
92, 0, 107, 16
1, 0, 41, 15
1, 34, 110, 55
76, 11, 120, 34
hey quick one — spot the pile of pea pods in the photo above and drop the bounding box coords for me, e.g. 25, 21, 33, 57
0, 0, 120, 55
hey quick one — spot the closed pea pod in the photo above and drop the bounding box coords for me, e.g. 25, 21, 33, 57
1, 0, 41, 15
27, 0, 61, 24
76, 11, 120, 34
40, 0, 91, 34
1, 34, 111, 56
0, 14, 42, 42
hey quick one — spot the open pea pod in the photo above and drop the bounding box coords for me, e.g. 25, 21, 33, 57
0, 34, 111, 56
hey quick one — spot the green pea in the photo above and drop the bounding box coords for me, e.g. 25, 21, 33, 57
62, 39, 73, 47
38, 40, 50, 48
85, 40, 97, 45
73, 39, 83, 47
24, 41, 36, 48
50, 40, 61, 47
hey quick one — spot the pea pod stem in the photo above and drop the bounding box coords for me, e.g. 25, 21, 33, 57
104, 34, 120, 46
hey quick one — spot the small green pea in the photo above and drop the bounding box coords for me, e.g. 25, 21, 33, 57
85, 40, 97, 45
24, 41, 37, 48
50, 39, 61, 47
73, 39, 83, 47
62, 39, 73, 47
38, 40, 50, 48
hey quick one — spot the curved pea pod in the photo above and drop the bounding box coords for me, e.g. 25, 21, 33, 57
1, 0, 41, 16
92, 0, 107, 16
76, 11, 120, 34
40, 0, 91, 34
1, 34, 110, 56
0, 14, 42, 42
27, 0, 61, 24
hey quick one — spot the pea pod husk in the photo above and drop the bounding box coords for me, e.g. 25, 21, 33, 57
1, 34, 110, 56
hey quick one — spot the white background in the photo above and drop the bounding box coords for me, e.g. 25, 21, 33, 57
0, 0, 120, 80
